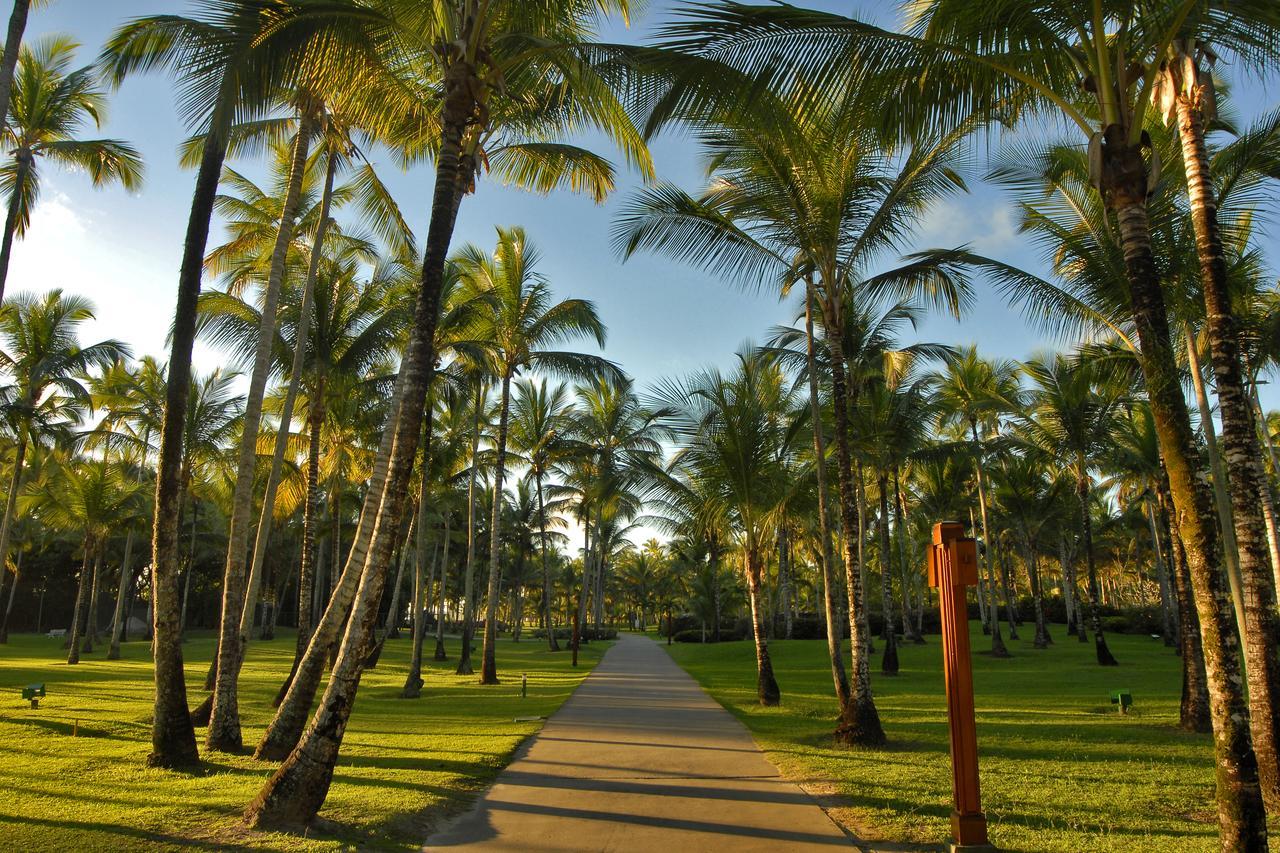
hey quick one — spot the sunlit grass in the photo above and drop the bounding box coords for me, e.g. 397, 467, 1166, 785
662, 623, 1268, 852
0, 629, 607, 850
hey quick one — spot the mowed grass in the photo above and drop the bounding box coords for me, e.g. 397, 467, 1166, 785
0, 629, 607, 851
663, 623, 1272, 853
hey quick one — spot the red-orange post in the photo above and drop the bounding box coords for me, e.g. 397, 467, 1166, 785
927, 521, 993, 852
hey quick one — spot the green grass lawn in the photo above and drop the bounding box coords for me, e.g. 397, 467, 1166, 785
0, 629, 607, 851
662, 623, 1268, 853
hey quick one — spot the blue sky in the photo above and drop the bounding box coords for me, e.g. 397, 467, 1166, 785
10, 1, 1279, 409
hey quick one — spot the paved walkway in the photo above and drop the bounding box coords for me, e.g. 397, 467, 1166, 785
425, 632, 853, 851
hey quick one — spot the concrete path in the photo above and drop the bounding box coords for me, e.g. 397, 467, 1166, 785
425, 632, 853, 851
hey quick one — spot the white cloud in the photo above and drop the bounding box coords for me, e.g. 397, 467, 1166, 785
914, 198, 1019, 256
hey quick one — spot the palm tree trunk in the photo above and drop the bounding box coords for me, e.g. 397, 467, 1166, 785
744, 545, 780, 705
255, 367, 408, 759
1160, 473, 1211, 733
0, 1, 30, 144
535, 470, 559, 652
1185, 326, 1248, 639
1146, 497, 1177, 647
206, 115, 315, 753
433, 518, 451, 661
1076, 477, 1117, 665
67, 538, 92, 665
572, 516, 595, 666
481, 369, 514, 684
382, 516, 414, 643
0, 433, 28, 620
402, 489, 436, 699
245, 64, 477, 825
803, 284, 850, 708
107, 530, 136, 660
893, 468, 923, 644
995, 536, 1019, 637
0, 550, 18, 642
1021, 535, 1050, 648
84, 546, 103, 651
242, 146, 337, 653
1177, 95, 1280, 808
876, 473, 899, 675
1249, 384, 1280, 591
456, 382, 484, 677
821, 305, 885, 746
970, 422, 1008, 657
855, 461, 874, 654
0, 151, 32, 304
1106, 159, 1265, 845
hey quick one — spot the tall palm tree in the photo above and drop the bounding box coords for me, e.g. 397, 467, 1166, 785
671, 4, 1268, 839
103, 0, 386, 770
245, 0, 651, 824
508, 379, 574, 652
0, 290, 126, 611
0, 36, 143, 303
654, 351, 800, 705
453, 226, 615, 685
0, 1, 41, 142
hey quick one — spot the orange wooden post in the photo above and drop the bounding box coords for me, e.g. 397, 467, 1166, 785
928, 521, 994, 852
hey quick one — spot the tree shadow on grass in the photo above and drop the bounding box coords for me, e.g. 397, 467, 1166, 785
0, 813, 257, 851
0, 714, 136, 741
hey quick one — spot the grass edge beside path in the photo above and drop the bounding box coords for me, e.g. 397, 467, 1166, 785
659, 624, 1250, 853
0, 630, 610, 852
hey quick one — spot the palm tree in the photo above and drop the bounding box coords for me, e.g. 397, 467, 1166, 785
508, 380, 574, 652
1017, 353, 1125, 666
654, 351, 799, 705
0, 290, 126, 611
453, 226, 614, 685
245, 0, 651, 824
0, 1, 39, 142
103, 0, 386, 770
0, 36, 143, 304
934, 348, 1016, 657
991, 452, 1063, 650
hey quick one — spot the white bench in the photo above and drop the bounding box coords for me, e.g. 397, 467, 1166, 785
46, 629, 66, 639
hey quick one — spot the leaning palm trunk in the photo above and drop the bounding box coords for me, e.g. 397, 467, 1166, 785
0, 152, 32, 304
1177, 93, 1280, 808
254, 368, 407, 760
148, 113, 228, 768
244, 68, 476, 826
823, 313, 885, 746
0, 1, 30, 153
107, 530, 136, 659
481, 371, 515, 684
208, 116, 314, 753
1075, 479, 1116, 666
876, 474, 899, 675
803, 285, 850, 709
243, 147, 337, 659
379, 519, 414, 647
744, 545, 780, 705
66, 541, 92, 665
1104, 145, 1265, 845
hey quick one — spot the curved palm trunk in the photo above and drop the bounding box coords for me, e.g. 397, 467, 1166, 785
244, 65, 475, 826
66, 539, 92, 665
107, 530, 137, 660
456, 383, 484, 676
1178, 94, 1280, 809
481, 370, 514, 684
535, 470, 559, 652
744, 545, 780, 705
243, 147, 337, 654
823, 311, 885, 746
147, 112, 231, 769
0, 1, 30, 144
803, 285, 850, 708
1105, 152, 1265, 845
969, 423, 1008, 657
876, 473, 899, 675
208, 116, 314, 753
1075, 478, 1116, 665
254, 368, 407, 760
